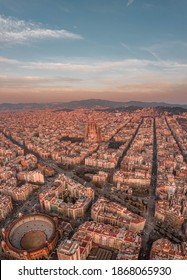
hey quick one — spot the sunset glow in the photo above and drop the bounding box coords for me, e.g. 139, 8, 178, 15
0, 0, 187, 103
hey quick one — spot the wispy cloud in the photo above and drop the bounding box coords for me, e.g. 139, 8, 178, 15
140, 47, 163, 62
0, 15, 83, 44
21, 58, 187, 73
1, 55, 187, 77
140, 40, 187, 59
21, 59, 150, 72
127, 0, 135, 7
121, 43, 135, 55
0, 75, 82, 86
0, 56, 19, 64
1, 55, 187, 95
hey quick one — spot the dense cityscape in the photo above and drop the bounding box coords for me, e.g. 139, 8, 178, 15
0, 106, 187, 260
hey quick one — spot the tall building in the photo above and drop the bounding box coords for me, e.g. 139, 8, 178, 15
84, 120, 101, 143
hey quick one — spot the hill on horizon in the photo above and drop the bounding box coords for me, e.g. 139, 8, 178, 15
0, 99, 187, 111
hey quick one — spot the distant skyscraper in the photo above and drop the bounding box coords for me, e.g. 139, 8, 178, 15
84, 120, 101, 143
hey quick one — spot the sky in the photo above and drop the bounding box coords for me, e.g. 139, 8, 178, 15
0, 0, 187, 104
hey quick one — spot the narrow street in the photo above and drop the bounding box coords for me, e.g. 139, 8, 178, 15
165, 116, 187, 164
116, 118, 143, 169
138, 117, 158, 259
1, 130, 66, 174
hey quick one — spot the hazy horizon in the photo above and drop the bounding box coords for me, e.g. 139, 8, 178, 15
0, 0, 187, 104
0, 98, 187, 106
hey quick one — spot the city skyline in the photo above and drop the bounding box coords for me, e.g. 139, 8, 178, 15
0, 0, 187, 103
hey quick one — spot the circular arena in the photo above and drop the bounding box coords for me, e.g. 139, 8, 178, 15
1, 213, 60, 260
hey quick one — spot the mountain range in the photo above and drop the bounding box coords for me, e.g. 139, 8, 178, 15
0, 99, 187, 110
